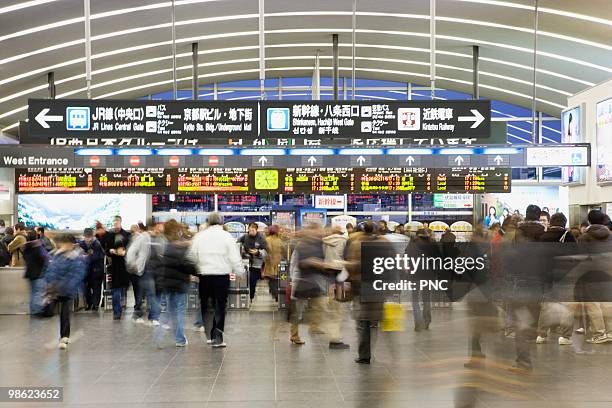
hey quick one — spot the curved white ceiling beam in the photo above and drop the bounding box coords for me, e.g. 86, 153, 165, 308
2, 8, 610, 55
0, 0, 61, 15
0, 62, 567, 128
0, 41, 593, 100
0, 41, 595, 86
0, 53, 572, 108
452, 0, 612, 27
1, 14, 610, 74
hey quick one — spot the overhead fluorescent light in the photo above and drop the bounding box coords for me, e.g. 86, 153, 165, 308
438, 148, 474, 155
240, 149, 286, 156
116, 149, 153, 156
289, 148, 335, 155
156, 149, 194, 156
75, 148, 114, 156
386, 148, 434, 155
338, 148, 384, 155
197, 148, 235, 156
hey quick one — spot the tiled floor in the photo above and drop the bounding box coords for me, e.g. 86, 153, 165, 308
1, 308, 612, 407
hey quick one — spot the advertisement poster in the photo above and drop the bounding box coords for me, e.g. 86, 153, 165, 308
480, 186, 568, 227
270, 210, 297, 233
299, 208, 327, 227
18, 194, 147, 230
561, 106, 584, 184
596, 98, 612, 183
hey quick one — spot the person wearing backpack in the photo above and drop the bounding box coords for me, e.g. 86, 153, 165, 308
8, 222, 27, 267
43, 234, 87, 350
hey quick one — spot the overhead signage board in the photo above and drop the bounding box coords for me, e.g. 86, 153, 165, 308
94, 168, 176, 194
356, 168, 433, 193
15, 166, 511, 194
525, 145, 589, 166
260, 100, 490, 140
284, 168, 355, 194
26, 99, 257, 145
27, 99, 490, 145
177, 168, 249, 193
435, 168, 511, 194
16, 168, 94, 193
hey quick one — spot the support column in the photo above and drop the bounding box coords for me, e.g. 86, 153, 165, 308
47, 72, 56, 99
192, 43, 199, 100
171, 0, 177, 100
531, 0, 539, 143
332, 34, 339, 100
258, 0, 266, 99
312, 50, 321, 100
84, 0, 91, 99
351, 0, 356, 100
429, 0, 436, 99
278, 77, 282, 100
472, 45, 479, 100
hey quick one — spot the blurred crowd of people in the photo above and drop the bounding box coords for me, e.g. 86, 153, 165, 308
3, 203, 611, 371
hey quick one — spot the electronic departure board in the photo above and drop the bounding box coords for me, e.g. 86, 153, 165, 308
356, 168, 433, 193
435, 168, 511, 193
94, 168, 175, 193
178, 168, 249, 193
284, 168, 355, 194
16, 168, 94, 193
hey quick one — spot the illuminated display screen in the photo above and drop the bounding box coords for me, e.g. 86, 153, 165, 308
435, 168, 511, 193
16, 168, 94, 193
178, 168, 249, 192
94, 168, 175, 193
284, 168, 354, 194
356, 168, 432, 193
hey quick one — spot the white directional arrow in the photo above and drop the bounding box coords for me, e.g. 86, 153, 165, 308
454, 155, 464, 165
405, 156, 415, 165
493, 155, 504, 165
458, 109, 485, 128
307, 156, 317, 166
35, 108, 63, 129
356, 155, 366, 166
258, 156, 268, 166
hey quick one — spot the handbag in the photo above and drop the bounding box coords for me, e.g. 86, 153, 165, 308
332, 282, 353, 303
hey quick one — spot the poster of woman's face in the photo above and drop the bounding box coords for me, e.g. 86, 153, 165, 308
561, 106, 584, 184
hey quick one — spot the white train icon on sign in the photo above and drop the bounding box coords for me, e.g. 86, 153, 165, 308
66, 107, 90, 130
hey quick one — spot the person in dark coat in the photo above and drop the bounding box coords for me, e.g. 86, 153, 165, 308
505, 204, 546, 372
23, 230, 49, 314
406, 228, 440, 331
154, 219, 196, 347
535, 212, 577, 345
345, 221, 388, 364
79, 228, 106, 311
238, 223, 268, 301
103, 216, 131, 320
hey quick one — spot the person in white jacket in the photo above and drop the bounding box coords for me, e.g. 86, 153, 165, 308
187, 212, 243, 348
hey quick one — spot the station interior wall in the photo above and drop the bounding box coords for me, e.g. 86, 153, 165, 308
567, 77, 612, 209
